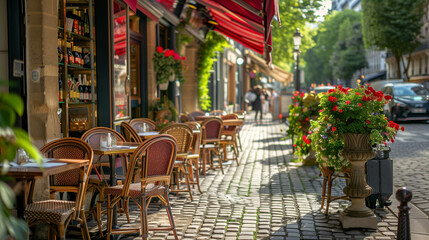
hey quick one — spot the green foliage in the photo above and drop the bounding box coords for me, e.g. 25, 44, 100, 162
308, 10, 362, 83
303, 47, 328, 85
0, 89, 42, 239
362, 0, 425, 79
197, 32, 229, 110
330, 20, 367, 86
271, 0, 322, 69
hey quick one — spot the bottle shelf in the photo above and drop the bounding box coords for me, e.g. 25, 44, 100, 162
69, 101, 96, 105
59, 62, 92, 70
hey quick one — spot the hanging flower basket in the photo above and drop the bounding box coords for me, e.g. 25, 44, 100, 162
153, 46, 186, 86
159, 82, 169, 90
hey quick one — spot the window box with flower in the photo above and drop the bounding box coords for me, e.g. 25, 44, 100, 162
308, 84, 403, 228
153, 46, 186, 90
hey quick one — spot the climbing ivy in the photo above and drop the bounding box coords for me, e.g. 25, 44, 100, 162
197, 31, 229, 110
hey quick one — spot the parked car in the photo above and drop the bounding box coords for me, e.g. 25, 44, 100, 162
313, 86, 335, 94
382, 83, 429, 121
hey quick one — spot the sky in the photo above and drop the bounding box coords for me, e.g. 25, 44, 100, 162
315, 0, 332, 22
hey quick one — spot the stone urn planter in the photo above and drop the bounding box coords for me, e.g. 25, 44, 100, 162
340, 133, 377, 229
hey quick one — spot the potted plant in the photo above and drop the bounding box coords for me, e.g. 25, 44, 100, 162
308, 84, 403, 228
155, 118, 174, 131
0, 87, 42, 239
153, 46, 185, 90
287, 91, 320, 165
148, 95, 178, 122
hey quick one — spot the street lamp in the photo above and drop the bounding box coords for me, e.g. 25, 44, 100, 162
293, 28, 302, 92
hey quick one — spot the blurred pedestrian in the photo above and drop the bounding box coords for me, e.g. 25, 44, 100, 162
253, 86, 263, 123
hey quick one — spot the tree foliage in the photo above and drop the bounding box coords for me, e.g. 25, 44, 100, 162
330, 20, 367, 86
314, 10, 362, 81
362, 0, 425, 80
271, 0, 322, 70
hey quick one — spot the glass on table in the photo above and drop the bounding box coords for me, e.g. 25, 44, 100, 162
15, 148, 29, 165
100, 135, 108, 148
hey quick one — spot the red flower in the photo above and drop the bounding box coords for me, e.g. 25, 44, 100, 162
319, 109, 323, 112
174, 53, 181, 60
366, 120, 371, 124
345, 100, 351, 105
332, 127, 337, 132
300, 92, 305, 98
332, 105, 338, 111
156, 46, 164, 53
401, 126, 405, 131
358, 103, 362, 107
328, 96, 338, 102
339, 109, 343, 113
182, 56, 186, 61
305, 118, 309, 122
303, 136, 311, 145
356, 92, 361, 95
384, 95, 392, 100
391, 138, 395, 143
293, 144, 297, 147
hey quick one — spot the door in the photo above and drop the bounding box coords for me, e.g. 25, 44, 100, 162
111, 0, 131, 123
130, 38, 141, 118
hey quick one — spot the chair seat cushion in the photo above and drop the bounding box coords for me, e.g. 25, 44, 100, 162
105, 183, 165, 197
25, 200, 75, 224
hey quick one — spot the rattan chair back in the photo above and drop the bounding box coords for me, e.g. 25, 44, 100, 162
129, 118, 156, 133
81, 127, 126, 145
201, 117, 223, 144
221, 113, 239, 133
188, 110, 205, 121
210, 109, 226, 116
159, 123, 193, 155
179, 113, 193, 123
120, 134, 177, 197
120, 121, 143, 143
39, 137, 94, 216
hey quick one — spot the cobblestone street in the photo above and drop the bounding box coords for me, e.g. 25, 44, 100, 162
390, 121, 429, 217
99, 115, 400, 240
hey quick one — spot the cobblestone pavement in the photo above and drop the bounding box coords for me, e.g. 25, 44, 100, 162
389, 121, 429, 217
88, 115, 400, 239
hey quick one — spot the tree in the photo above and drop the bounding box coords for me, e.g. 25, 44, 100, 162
362, 0, 425, 80
303, 46, 329, 85
330, 20, 367, 87
314, 10, 362, 81
271, 0, 322, 70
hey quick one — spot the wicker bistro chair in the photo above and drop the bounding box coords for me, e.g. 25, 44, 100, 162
120, 121, 143, 143
234, 111, 246, 151
81, 127, 130, 236
105, 134, 178, 240
130, 118, 156, 133
160, 123, 194, 200
25, 138, 94, 240
185, 122, 203, 193
188, 110, 205, 121
200, 117, 224, 176
220, 114, 240, 165
320, 165, 351, 215
179, 113, 193, 123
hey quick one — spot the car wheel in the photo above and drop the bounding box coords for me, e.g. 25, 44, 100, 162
388, 110, 398, 122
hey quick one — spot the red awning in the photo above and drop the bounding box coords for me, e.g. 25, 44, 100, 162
196, 0, 280, 64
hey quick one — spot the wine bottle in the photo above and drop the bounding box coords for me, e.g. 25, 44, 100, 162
84, 9, 90, 37
58, 38, 63, 63
73, 9, 79, 34
83, 74, 88, 102
88, 78, 92, 102
59, 73, 63, 102
67, 41, 74, 64
77, 74, 82, 102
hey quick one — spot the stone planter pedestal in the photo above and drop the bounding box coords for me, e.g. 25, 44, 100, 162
303, 148, 316, 166
340, 133, 377, 229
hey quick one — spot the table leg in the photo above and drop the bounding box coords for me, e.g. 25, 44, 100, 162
110, 154, 119, 230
